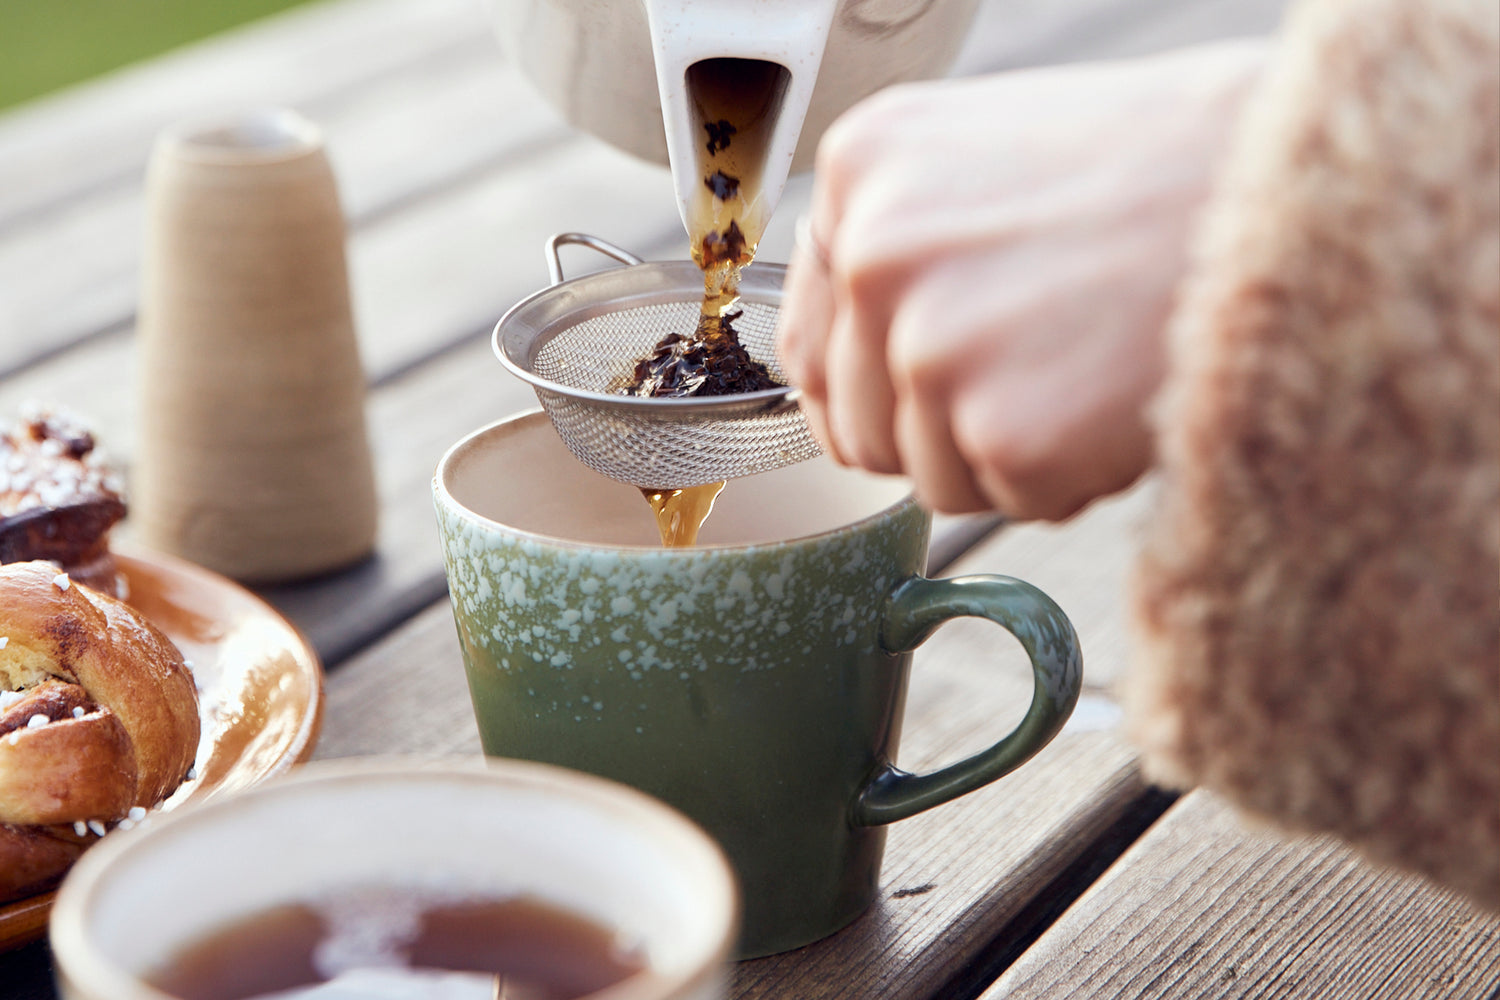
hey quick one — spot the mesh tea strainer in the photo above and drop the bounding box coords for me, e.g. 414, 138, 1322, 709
492, 233, 822, 489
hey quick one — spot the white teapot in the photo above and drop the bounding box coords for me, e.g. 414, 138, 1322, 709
491, 0, 980, 239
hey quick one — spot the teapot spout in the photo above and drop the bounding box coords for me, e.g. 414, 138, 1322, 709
641, 0, 839, 259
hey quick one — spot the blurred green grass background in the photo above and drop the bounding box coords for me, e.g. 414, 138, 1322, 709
0, 0, 317, 112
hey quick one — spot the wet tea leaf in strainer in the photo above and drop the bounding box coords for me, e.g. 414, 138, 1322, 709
492, 233, 822, 490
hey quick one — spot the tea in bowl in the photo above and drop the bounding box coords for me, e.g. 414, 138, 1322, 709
434, 409, 1082, 958
49, 757, 737, 1000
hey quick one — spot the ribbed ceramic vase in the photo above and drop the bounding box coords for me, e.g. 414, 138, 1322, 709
135, 108, 377, 583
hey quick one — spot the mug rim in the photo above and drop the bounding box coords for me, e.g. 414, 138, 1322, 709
433, 409, 921, 554
154, 106, 324, 166
50, 755, 739, 1000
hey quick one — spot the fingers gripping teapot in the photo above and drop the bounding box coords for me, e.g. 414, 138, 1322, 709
491, 0, 981, 238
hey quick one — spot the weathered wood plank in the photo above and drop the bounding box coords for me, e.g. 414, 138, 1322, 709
730, 740, 1143, 1000
0, 0, 1283, 667
0, 0, 1289, 379
315, 484, 1152, 998
0, 0, 490, 227
984, 791, 1500, 1000
948, 480, 1154, 695
0, 133, 682, 418
0, 0, 1284, 228
0, 46, 598, 377
0, 1, 1313, 997
0, 123, 789, 666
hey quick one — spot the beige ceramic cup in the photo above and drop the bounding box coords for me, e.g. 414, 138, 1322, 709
50, 757, 738, 1000
135, 107, 377, 583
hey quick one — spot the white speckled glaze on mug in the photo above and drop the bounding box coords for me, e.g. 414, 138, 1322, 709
434, 410, 1081, 957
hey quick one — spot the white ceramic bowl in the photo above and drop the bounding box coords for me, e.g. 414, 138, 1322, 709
50, 757, 738, 1000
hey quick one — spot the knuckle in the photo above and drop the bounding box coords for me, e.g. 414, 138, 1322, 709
909, 459, 988, 515
953, 409, 1065, 519
825, 411, 875, 469
887, 336, 949, 397
816, 103, 890, 178
846, 440, 900, 475
774, 326, 808, 375
813, 86, 924, 211
841, 260, 895, 312
887, 311, 963, 399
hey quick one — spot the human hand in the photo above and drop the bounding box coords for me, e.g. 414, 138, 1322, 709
775, 40, 1265, 519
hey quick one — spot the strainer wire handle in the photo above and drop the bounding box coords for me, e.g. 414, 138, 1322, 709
545, 233, 646, 286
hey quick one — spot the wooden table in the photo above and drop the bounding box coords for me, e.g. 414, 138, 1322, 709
2, 1, 1497, 997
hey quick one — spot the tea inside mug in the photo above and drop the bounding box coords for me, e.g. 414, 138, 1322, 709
622, 57, 795, 544
146, 888, 645, 1000
50, 762, 735, 1000
441, 412, 911, 547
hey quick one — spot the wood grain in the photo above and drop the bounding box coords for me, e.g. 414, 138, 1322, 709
0, 0, 1288, 671
0, 39, 633, 377
0, 0, 1291, 377
0, 1, 1359, 998
0, 138, 964, 667
984, 791, 1500, 1000
950, 480, 1155, 695
0, 0, 489, 227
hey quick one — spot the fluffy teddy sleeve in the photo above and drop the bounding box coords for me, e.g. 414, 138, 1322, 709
1127, 0, 1499, 908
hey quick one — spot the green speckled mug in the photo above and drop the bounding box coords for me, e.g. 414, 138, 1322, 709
434, 410, 1081, 958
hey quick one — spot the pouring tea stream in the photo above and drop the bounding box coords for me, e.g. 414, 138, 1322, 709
629, 0, 840, 545
490, 0, 983, 525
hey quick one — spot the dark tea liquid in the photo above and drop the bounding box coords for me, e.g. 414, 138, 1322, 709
683, 57, 789, 313
626, 57, 789, 405
146, 894, 647, 1000
628, 58, 791, 541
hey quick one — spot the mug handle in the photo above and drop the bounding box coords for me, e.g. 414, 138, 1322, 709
853, 575, 1082, 827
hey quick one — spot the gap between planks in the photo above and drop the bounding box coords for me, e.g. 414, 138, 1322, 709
0, 0, 1290, 380
0, 0, 1281, 670
0, 0, 492, 229
983, 790, 1500, 1000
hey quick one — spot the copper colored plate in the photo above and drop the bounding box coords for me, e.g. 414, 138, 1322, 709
0, 547, 324, 951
